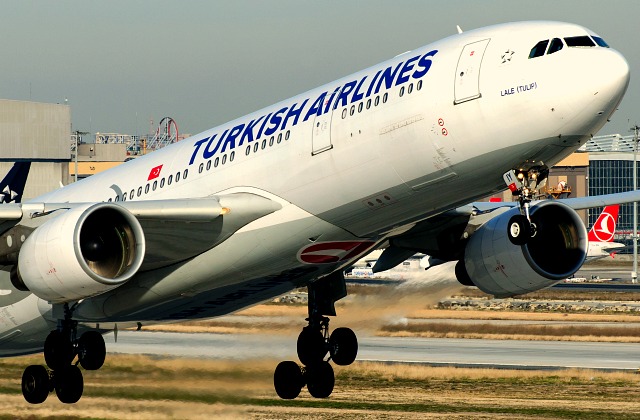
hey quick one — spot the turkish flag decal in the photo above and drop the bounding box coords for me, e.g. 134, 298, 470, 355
148, 164, 163, 181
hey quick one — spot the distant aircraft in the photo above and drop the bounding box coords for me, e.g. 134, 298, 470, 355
0, 162, 30, 204
586, 205, 625, 260
0, 21, 633, 404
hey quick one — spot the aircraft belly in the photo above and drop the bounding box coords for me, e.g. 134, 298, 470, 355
75, 206, 370, 323
317, 134, 586, 237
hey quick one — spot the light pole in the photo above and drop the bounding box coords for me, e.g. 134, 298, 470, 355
633, 125, 639, 283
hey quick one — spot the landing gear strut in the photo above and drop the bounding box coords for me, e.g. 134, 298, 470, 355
21, 303, 106, 404
273, 272, 358, 399
503, 168, 547, 245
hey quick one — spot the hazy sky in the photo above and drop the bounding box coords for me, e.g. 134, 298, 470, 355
3, 0, 639, 137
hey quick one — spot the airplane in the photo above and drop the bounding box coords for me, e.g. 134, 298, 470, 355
586, 205, 626, 260
0, 21, 632, 404
0, 162, 31, 204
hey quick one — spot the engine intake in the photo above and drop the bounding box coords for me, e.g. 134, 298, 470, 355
16, 203, 145, 303
459, 201, 587, 297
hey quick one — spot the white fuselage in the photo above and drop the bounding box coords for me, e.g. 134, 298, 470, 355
0, 21, 629, 355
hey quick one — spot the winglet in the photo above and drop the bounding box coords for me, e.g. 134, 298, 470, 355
457, 25, 463, 34
0, 162, 31, 204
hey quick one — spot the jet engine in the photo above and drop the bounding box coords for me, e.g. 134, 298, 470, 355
14, 203, 145, 303
457, 201, 587, 297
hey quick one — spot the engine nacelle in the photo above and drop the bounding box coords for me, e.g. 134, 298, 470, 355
16, 203, 145, 303
459, 201, 587, 297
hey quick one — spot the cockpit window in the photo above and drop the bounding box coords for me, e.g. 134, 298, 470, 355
564, 36, 596, 47
547, 38, 564, 55
529, 40, 549, 59
593, 36, 609, 48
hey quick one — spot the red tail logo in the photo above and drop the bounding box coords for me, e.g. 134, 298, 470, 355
588, 205, 619, 243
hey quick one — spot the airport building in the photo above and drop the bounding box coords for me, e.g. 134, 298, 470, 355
0, 99, 71, 200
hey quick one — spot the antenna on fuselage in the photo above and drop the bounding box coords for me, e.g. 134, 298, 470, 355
457, 25, 463, 34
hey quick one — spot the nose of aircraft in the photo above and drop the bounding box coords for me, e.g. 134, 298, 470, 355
590, 48, 630, 117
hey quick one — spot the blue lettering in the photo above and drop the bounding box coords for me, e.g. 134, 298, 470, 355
256, 112, 272, 138
203, 131, 226, 159
282, 99, 309, 129
303, 92, 327, 122
336, 80, 357, 108
221, 123, 244, 153
324, 86, 340, 114
189, 137, 210, 165
375, 62, 403, 94
395, 55, 420, 86
412, 50, 438, 79
351, 76, 368, 102
239, 116, 264, 146
264, 107, 287, 136
366, 70, 382, 97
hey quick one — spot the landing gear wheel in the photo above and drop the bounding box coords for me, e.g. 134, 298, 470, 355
44, 330, 74, 371
54, 365, 83, 404
22, 365, 49, 404
274, 361, 304, 399
507, 214, 530, 246
306, 361, 334, 398
297, 327, 327, 366
329, 327, 358, 366
78, 331, 106, 371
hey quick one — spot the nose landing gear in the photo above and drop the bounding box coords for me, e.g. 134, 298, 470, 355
273, 272, 358, 399
503, 168, 547, 245
21, 303, 106, 404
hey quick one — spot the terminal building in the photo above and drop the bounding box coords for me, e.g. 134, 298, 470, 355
0, 99, 70, 199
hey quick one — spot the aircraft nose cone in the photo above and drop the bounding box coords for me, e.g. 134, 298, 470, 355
594, 49, 630, 111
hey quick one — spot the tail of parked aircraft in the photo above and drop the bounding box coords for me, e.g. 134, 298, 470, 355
587, 205, 619, 243
0, 162, 31, 204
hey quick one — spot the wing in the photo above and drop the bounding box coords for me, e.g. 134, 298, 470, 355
0, 193, 281, 271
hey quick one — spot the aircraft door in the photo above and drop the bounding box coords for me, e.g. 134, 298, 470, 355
312, 110, 333, 155
454, 39, 490, 104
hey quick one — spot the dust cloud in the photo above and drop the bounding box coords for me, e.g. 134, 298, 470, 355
336, 262, 466, 333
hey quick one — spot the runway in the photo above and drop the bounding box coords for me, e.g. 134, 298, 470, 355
107, 330, 640, 371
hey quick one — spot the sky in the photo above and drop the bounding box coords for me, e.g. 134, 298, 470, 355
2, 0, 640, 138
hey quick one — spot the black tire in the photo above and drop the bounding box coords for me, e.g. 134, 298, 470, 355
329, 327, 358, 366
22, 365, 49, 404
273, 361, 303, 399
306, 361, 334, 398
44, 330, 73, 371
55, 365, 84, 404
79, 331, 106, 371
507, 214, 530, 245
297, 327, 327, 366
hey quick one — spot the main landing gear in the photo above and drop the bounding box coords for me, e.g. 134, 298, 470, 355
503, 167, 548, 246
273, 272, 358, 399
21, 303, 106, 404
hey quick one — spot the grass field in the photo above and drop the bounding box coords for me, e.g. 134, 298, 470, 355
2, 355, 640, 419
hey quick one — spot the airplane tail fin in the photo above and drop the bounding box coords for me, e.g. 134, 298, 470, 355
0, 162, 31, 204
588, 204, 619, 242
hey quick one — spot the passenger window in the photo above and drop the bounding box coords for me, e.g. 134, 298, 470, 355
122, 194, 127, 201
408, 83, 413, 94
222, 154, 227, 165
168, 175, 173, 185
206, 160, 212, 170
230, 151, 235, 161
214, 157, 219, 167
342, 109, 347, 119
358, 102, 363, 113
175, 172, 180, 182
183, 169, 188, 179
160, 178, 165, 188
277, 133, 282, 144
130, 190, 135, 200
153, 180, 157, 191
137, 187, 142, 197
246, 145, 251, 155
375, 96, 380, 106
261, 139, 266, 149
417, 80, 423, 91
114, 195, 119, 202
108, 198, 112, 202
198, 163, 204, 173
285, 130, 290, 140
399, 86, 405, 97
593, 36, 609, 48
383, 93, 388, 103
366, 98, 371, 109
547, 38, 564, 55
269, 136, 274, 147
350, 105, 355, 116
564, 36, 595, 47
529, 40, 549, 58
145, 184, 150, 194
